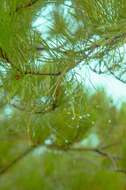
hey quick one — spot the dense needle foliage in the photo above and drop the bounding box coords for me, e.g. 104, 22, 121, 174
0, 0, 126, 189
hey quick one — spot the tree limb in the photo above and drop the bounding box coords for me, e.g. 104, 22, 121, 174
0, 143, 125, 177
0, 146, 34, 176
15, 0, 40, 12
23, 71, 61, 76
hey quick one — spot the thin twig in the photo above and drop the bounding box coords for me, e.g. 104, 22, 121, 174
0, 146, 34, 176
24, 71, 61, 76
98, 142, 121, 150
10, 102, 58, 114
15, 0, 40, 12
0, 143, 125, 176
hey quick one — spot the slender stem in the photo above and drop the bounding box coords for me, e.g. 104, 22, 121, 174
15, 0, 40, 12
0, 143, 125, 177
24, 71, 61, 76
0, 146, 34, 175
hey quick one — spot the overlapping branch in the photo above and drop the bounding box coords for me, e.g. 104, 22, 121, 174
0, 146, 34, 176
0, 142, 125, 176
15, 0, 40, 12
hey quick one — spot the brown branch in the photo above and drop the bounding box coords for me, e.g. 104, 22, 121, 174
47, 145, 124, 173
0, 48, 21, 73
0, 142, 125, 177
0, 48, 61, 77
85, 32, 126, 54
115, 169, 126, 174
104, 61, 126, 83
0, 146, 34, 176
10, 101, 58, 114
15, 0, 40, 12
24, 71, 61, 76
0, 48, 10, 63
1, 46, 62, 77
99, 142, 121, 150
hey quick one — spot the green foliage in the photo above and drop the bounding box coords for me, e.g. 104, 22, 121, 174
0, 0, 126, 189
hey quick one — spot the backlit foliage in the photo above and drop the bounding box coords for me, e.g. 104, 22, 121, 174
0, 0, 126, 189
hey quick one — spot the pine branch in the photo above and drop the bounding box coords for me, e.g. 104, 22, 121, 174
0, 146, 34, 176
10, 101, 58, 114
0, 143, 125, 177
0, 47, 61, 77
24, 71, 61, 76
0, 48, 10, 63
15, 0, 40, 12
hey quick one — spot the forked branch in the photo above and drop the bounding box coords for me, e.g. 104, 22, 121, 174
0, 142, 125, 176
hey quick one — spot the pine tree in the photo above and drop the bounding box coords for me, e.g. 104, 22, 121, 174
0, 0, 126, 189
